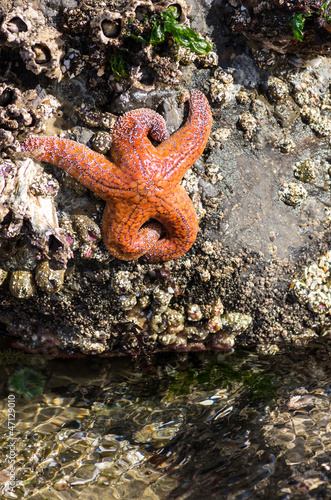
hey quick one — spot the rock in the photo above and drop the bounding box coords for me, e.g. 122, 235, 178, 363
0, 0, 331, 356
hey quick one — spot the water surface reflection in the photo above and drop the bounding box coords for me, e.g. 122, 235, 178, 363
0, 341, 330, 499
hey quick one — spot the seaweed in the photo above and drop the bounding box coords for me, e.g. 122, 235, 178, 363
130, 6, 212, 55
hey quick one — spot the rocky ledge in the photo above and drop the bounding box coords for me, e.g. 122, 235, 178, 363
1, 0, 331, 356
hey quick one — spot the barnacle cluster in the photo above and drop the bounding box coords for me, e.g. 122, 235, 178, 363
238, 112, 257, 139
1, 6, 65, 80
61, 214, 106, 261
177, 40, 218, 68
233, 66, 331, 153
301, 105, 331, 137
0, 0, 215, 90
112, 273, 252, 350
76, 104, 117, 130
0, 157, 72, 298
209, 68, 234, 105
278, 153, 327, 209
63, 0, 214, 90
0, 82, 123, 299
291, 251, 331, 314
285, 67, 331, 142
0, 84, 44, 153
0, 149, 110, 298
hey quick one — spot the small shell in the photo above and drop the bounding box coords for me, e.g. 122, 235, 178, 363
71, 215, 101, 244
187, 304, 203, 321
153, 287, 173, 310
220, 312, 252, 333
112, 271, 132, 293
90, 131, 112, 154
166, 308, 184, 334
211, 298, 224, 316
185, 325, 209, 340
206, 315, 222, 333
118, 294, 137, 311
236, 90, 249, 105
158, 332, 179, 346
149, 313, 167, 333
35, 261, 65, 294
276, 134, 296, 154
9, 270, 36, 298
0, 269, 8, 285
70, 215, 101, 259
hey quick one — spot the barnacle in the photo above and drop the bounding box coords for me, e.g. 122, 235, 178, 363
278, 182, 307, 206
1, 6, 65, 80
35, 261, 65, 294
9, 270, 36, 299
0, 84, 43, 153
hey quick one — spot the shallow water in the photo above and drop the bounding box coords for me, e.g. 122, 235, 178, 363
0, 339, 330, 499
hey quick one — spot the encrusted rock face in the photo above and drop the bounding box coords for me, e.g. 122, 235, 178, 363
0, 0, 216, 88
89, 0, 190, 48
0, 84, 43, 154
1, 6, 65, 80
0, 157, 71, 273
2, 0, 331, 358
228, 0, 331, 56
62, 0, 215, 89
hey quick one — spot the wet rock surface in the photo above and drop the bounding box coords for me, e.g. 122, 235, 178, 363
0, 0, 331, 355
227, 0, 331, 57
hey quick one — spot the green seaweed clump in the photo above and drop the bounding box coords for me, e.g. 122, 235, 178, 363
289, 2, 331, 42
288, 12, 310, 41
165, 359, 278, 403
8, 368, 46, 398
110, 52, 129, 80
321, 0, 331, 20
131, 6, 212, 55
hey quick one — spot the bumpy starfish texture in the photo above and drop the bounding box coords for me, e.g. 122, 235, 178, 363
21, 90, 212, 262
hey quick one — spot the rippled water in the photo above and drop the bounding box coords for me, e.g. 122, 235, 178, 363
0, 339, 331, 499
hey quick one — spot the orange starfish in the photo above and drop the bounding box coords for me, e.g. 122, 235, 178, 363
21, 90, 212, 262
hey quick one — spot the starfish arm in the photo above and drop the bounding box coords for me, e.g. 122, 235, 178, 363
101, 202, 162, 260
143, 188, 198, 262
156, 90, 212, 184
111, 109, 169, 179
21, 136, 125, 200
